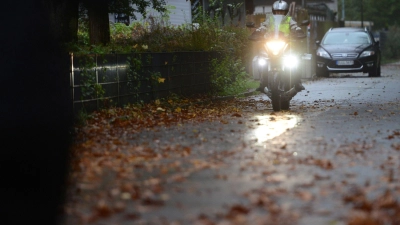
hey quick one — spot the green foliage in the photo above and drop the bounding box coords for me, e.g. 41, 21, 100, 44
77, 18, 89, 46
78, 56, 105, 100
210, 55, 249, 96
382, 25, 400, 61
125, 54, 164, 102
338, 0, 400, 30
70, 5, 252, 55
77, 55, 107, 116
126, 56, 143, 101
110, 22, 134, 44
108, 0, 167, 20
76, 107, 90, 126
70, 7, 254, 99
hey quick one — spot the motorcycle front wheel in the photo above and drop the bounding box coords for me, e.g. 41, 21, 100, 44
280, 98, 290, 110
271, 90, 281, 111
270, 71, 291, 111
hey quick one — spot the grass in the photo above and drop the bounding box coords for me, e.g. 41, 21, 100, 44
242, 78, 259, 92
381, 57, 400, 65
217, 78, 259, 97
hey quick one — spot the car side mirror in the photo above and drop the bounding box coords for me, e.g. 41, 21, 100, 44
246, 22, 255, 28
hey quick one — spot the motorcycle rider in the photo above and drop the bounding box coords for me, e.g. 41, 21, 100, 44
254, 0, 306, 92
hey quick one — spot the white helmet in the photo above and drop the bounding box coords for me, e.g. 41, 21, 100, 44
272, 0, 289, 15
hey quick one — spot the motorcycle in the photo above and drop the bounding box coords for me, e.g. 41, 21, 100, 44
247, 15, 310, 111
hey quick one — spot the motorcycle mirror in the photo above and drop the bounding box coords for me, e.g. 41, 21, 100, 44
316, 40, 321, 45
246, 22, 255, 28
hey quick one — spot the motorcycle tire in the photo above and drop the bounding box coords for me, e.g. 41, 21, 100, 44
269, 71, 284, 112
271, 90, 281, 111
281, 99, 290, 110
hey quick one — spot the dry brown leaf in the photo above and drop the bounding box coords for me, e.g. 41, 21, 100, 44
95, 200, 113, 217
231, 113, 242, 117
225, 204, 250, 219
141, 197, 164, 206
295, 190, 313, 201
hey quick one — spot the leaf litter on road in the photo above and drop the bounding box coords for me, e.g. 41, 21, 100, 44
63, 93, 400, 225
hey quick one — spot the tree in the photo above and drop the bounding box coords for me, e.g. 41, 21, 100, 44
364, 0, 400, 30
227, 2, 243, 26
42, 0, 80, 44
339, 0, 400, 30
82, 0, 167, 45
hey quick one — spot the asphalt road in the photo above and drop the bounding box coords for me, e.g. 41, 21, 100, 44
62, 63, 400, 225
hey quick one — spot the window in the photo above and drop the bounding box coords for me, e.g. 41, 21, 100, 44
323, 32, 371, 45
115, 13, 130, 25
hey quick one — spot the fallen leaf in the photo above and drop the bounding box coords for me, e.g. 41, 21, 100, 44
231, 113, 242, 117
141, 197, 164, 206
296, 190, 313, 201
95, 200, 113, 217
225, 204, 250, 219
221, 119, 229, 124
175, 107, 182, 113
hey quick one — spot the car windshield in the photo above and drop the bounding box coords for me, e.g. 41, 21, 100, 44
322, 31, 371, 45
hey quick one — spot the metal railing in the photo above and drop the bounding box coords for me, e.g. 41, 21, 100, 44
70, 51, 220, 115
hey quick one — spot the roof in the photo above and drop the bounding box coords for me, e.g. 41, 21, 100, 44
328, 27, 368, 32
252, 0, 334, 6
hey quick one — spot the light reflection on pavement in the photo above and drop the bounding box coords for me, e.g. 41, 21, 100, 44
245, 114, 300, 144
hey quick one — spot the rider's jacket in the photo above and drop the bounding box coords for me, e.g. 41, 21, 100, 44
257, 14, 301, 36
268, 15, 291, 35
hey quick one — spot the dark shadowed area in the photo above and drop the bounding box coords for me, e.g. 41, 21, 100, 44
1, 2, 72, 225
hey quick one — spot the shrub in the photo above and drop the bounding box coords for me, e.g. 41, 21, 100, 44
210, 54, 249, 96
69, 15, 254, 98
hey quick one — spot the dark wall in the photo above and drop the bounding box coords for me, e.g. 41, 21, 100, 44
1, 2, 72, 225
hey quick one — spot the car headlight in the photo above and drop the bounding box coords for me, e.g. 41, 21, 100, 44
316, 48, 331, 59
265, 40, 287, 55
359, 51, 375, 58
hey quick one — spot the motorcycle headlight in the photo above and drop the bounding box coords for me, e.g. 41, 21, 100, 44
359, 51, 375, 58
283, 55, 298, 68
316, 48, 331, 59
258, 58, 267, 66
265, 40, 287, 55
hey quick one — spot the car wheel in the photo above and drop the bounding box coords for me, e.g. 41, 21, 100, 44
368, 62, 381, 77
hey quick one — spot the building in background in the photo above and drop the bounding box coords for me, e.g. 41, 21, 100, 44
109, 0, 192, 26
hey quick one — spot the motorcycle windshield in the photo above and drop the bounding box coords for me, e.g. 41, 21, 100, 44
269, 15, 286, 39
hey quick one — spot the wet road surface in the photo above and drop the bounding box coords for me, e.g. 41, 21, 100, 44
62, 63, 400, 225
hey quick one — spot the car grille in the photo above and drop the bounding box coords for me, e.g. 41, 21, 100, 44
331, 53, 358, 58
